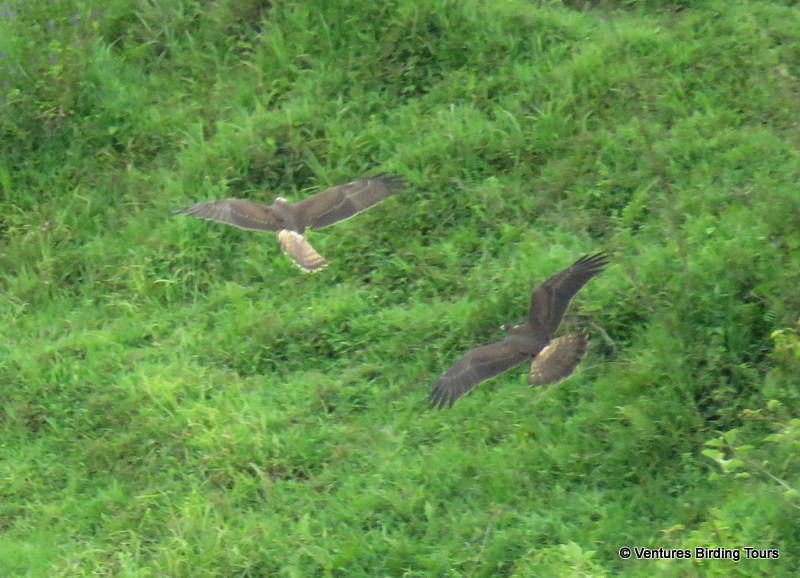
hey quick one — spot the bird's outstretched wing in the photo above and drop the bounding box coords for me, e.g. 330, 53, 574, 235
277, 230, 329, 272
429, 339, 529, 409
295, 174, 406, 230
174, 199, 282, 232
529, 334, 588, 387
527, 253, 608, 338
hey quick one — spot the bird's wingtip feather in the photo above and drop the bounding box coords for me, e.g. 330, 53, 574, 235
574, 251, 610, 270
372, 173, 407, 192
428, 384, 455, 410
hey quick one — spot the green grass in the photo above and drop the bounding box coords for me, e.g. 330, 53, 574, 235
1, 0, 799, 576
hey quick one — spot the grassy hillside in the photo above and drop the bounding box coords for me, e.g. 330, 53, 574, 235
1, 0, 799, 576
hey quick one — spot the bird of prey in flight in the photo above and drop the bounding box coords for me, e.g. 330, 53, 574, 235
429, 253, 608, 409
174, 174, 406, 272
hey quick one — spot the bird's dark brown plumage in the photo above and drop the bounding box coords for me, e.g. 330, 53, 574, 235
174, 174, 405, 271
294, 174, 405, 230
429, 252, 608, 409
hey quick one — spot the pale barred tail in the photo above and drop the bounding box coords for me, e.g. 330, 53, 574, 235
529, 334, 588, 387
277, 230, 329, 272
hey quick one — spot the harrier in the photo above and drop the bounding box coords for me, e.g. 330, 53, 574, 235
174, 174, 406, 272
429, 252, 608, 409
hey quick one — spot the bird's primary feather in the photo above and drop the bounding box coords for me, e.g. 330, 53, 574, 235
173, 198, 283, 232
296, 174, 406, 230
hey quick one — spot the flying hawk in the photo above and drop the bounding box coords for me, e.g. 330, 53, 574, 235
429, 253, 608, 409
174, 174, 406, 272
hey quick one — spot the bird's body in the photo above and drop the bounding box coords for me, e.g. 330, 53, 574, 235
270, 197, 301, 231
504, 324, 550, 354
174, 174, 405, 271
429, 252, 608, 409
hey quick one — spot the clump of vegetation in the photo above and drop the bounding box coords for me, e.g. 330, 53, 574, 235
1, 0, 798, 576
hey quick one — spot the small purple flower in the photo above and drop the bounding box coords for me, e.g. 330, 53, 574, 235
70, 14, 80, 25
0, 51, 6, 59
46, 19, 56, 32
49, 54, 58, 65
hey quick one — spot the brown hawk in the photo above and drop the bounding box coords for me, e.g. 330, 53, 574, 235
174, 174, 406, 272
429, 253, 608, 409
